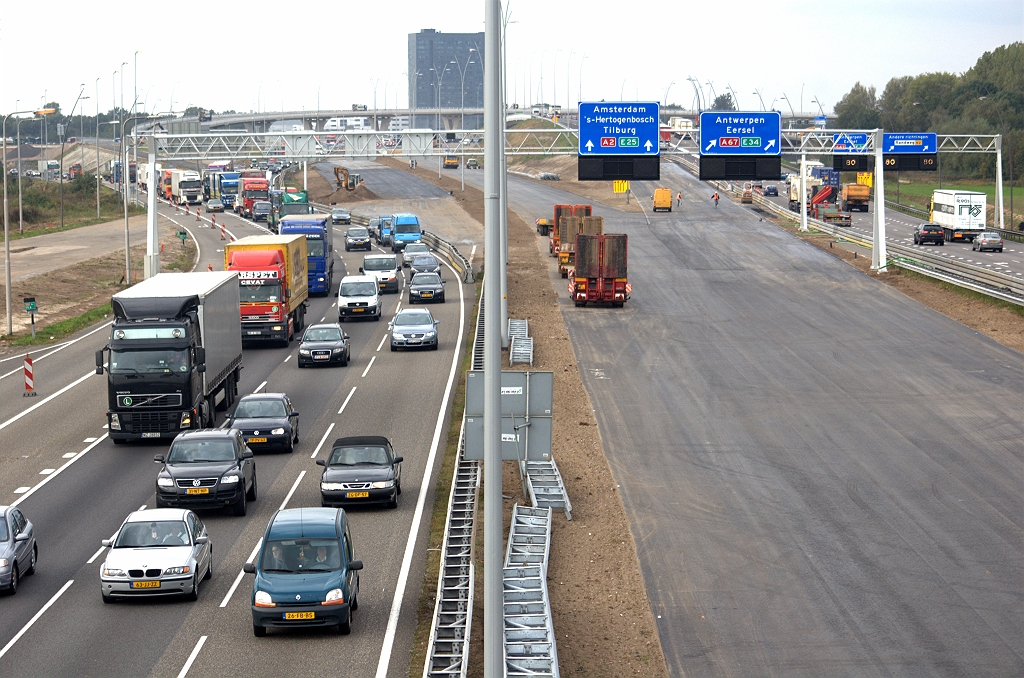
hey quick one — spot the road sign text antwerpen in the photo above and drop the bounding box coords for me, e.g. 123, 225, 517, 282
699, 111, 781, 156
579, 102, 660, 156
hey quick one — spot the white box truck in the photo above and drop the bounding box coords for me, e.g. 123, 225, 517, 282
96, 272, 243, 442
170, 169, 203, 205
930, 190, 986, 243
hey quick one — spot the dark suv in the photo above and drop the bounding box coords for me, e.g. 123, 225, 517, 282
913, 223, 945, 246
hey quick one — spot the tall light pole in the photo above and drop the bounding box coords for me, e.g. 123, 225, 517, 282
453, 53, 476, 191
663, 81, 675, 108
578, 54, 587, 106
781, 94, 795, 126
753, 89, 766, 111
687, 76, 704, 111
800, 83, 805, 117
706, 80, 717, 107
96, 77, 102, 218
120, 62, 127, 206
979, 96, 1012, 229
437, 61, 455, 178
60, 85, 87, 231
553, 49, 561, 108
79, 95, 91, 178
812, 97, 825, 116
133, 51, 141, 205
4, 107, 55, 335
727, 84, 740, 110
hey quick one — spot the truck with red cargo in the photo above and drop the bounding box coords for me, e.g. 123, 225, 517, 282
548, 204, 591, 254
237, 176, 271, 218
224, 235, 309, 346
570, 233, 629, 307
558, 214, 603, 278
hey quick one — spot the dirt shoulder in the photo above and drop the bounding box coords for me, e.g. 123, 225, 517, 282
506, 154, 645, 213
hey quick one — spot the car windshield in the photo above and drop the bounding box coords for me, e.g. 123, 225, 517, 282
261, 538, 342, 572
395, 311, 432, 326
412, 257, 437, 267
238, 282, 282, 303
210, 200, 222, 206
396, 223, 420, 234
362, 257, 396, 271
340, 281, 377, 296
0, 518, 8, 542
254, 202, 271, 211
333, 210, 350, 217
304, 327, 342, 341
329, 445, 390, 466
110, 349, 189, 374
412, 273, 441, 285
347, 228, 368, 238
115, 520, 190, 548
306, 240, 325, 257
167, 439, 237, 463
234, 399, 287, 418
405, 244, 429, 255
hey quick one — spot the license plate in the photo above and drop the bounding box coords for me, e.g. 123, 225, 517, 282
346, 491, 369, 499
422, 292, 433, 298
186, 488, 209, 495
314, 355, 328, 360
249, 437, 267, 443
353, 308, 364, 313
247, 331, 262, 335
131, 581, 161, 589
142, 432, 160, 439
284, 611, 315, 620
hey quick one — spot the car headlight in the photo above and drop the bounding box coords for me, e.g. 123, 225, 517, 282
221, 473, 240, 484
0, 558, 8, 569
180, 411, 192, 428
157, 477, 174, 488
254, 590, 276, 607
163, 565, 191, 575
270, 428, 285, 435
425, 330, 436, 337
332, 347, 343, 353
299, 349, 311, 355
102, 567, 126, 578
109, 413, 121, 431
317, 277, 325, 282
272, 325, 283, 331
392, 333, 404, 340
322, 588, 345, 605
371, 480, 394, 489
321, 482, 345, 491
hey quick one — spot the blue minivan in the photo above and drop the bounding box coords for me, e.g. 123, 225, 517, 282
391, 213, 422, 252
244, 507, 362, 636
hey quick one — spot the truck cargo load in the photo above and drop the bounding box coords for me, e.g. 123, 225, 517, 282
170, 169, 203, 205
280, 214, 334, 295
571, 233, 628, 307
930, 190, 986, 243
97, 272, 243, 441
840, 183, 870, 212
548, 204, 590, 255
224, 235, 309, 345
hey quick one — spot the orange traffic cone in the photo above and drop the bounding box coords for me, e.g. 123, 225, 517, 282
220, 226, 226, 240
207, 264, 214, 271
211, 215, 216, 229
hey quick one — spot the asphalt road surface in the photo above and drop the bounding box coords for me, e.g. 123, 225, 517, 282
0, 193, 471, 678
314, 161, 451, 200
462, 163, 1024, 676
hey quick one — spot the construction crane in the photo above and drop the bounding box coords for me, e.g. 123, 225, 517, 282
333, 166, 362, 191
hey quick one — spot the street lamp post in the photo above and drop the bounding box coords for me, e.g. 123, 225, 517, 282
436, 62, 455, 178
727, 84, 740, 110
979, 96, 1012, 229
663, 81, 675, 108
781, 94, 795, 126
453, 52, 477, 191
753, 89, 766, 111
96, 77, 101, 218
133, 51, 141, 206
812, 97, 825, 116
577, 54, 587, 107
687, 76, 704, 112
60, 85, 88, 231
4, 107, 56, 336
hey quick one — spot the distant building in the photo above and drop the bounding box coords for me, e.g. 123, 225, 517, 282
409, 28, 484, 128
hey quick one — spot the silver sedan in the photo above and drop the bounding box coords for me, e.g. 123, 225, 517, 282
99, 508, 212, 603
402, 242, 430, 267
972, 232, 1004, 252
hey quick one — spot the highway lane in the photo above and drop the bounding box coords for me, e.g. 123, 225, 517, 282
466, 165, 1024, 675
0, 198, 471, 677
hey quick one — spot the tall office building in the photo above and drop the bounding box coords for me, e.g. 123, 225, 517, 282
409, 28, 485, 128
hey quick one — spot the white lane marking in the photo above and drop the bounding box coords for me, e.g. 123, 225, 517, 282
311, 423, 336, 459
279, 471, 306, 511
176, 635, 208, 678
253, 381, 267, 393
283, 355, 292, 363
39, 469, 55, 475
83, 437, 97, 443
0, 579, 76, 660
13, 487, 29, 494
376, 335, 387, 352
62, 452, 76, 458
338, 387, 356, 415
375, 258, 466, 678
360, 356, 376, 378
0, 321, 113, 380
12, 435, 108, 507
219, 538, 263, 609
0, 370, 96, 433
139, 504, 147, 510
320, 316, 326, 322
86, 545, 107, 564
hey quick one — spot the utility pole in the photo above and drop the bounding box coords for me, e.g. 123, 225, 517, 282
96, 77, 101, 218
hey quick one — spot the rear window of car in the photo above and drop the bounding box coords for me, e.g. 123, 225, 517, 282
923, 226, 941, 232
981, 232, 999, 237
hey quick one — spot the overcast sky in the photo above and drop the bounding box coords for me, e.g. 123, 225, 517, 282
1, 1, 1021, 119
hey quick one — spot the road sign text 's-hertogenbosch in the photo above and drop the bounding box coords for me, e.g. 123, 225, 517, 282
579, 102, 660, 155
699, 111, 781, 156
883, 132, 937, 154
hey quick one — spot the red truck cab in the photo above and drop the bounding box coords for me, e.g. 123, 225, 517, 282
226, 249, 292, 341
238, 178, 270, 217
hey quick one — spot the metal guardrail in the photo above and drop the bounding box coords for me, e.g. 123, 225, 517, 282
508, 319, 533, 366
670, 157, 1024, 306
525, 459, 572, 520
884, 200, 930, 219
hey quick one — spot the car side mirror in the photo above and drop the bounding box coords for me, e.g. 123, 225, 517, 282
441, 280, 446, 285
358, 267, 364, 273
243, 562, 256, 574
197, 364, 207, 373
393, 456, 404, 464
241, 449, 254, 459
434, 320, 439, 326
101, 539, 112, 547
388, 322, 394, 330
316, 459, 326, 467
286, 289, 291, 299
289, 412, 299, 418
195, 536, 209, 545
154, 454, 165, 463
95, 348, 106, 374
348, 560, 363, 571
343, 333, 350, 339
15, 532, 30, 542
194, 347, 206, 364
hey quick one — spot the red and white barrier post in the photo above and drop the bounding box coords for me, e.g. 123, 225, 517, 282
23, 354, 37, 398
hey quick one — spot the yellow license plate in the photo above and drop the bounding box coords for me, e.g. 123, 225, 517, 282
186, 488, 209, 495
284, 611, 315, 620
132, 581, 161, 589
422, 292, 433, 298
248, 437, 267, 443
347, 491, 369, 499
353, 308, 365, 313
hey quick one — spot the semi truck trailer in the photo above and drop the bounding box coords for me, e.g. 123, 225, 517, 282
224, 235, 309, 345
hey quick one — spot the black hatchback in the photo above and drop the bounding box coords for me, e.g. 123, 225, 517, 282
914, 223, 945, 246
227, 393, 300, 454
316, 436, 403, 509
298, 323, 350, 367
154, 429, 257, 516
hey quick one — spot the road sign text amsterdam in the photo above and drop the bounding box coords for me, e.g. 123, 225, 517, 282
699, 111, 781, 155
579, 102, 660, 156
883, 132, 937, 154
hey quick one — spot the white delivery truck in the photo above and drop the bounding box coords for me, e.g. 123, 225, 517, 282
137, 162, 162, 193
930, 190, 986, 243
170, 169, 203, 205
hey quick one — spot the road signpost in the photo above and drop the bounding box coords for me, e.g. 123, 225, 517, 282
698, 111, 781, 180
882, 132, 938, 171
577, 101, 660, 181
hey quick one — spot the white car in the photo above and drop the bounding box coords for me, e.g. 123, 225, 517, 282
99, 508, 212, 603
402, 242, 430, 267
338, 274, 382, 321
361, 254, 401, 294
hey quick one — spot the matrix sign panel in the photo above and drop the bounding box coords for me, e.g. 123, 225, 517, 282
698, 111, 781, 156
882, 132, 937, 154
578, 102, 660, 156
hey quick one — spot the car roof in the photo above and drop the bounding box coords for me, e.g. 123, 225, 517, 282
126, 508, 190, 523
332, 435, 391, 448
364, 253, 395, 260
172, 428, 238, 440
396, 309, 433, 321
340, 274, 377, 284
406, 243, 429, 249
305, 322, 342, 330
238, 392, 288, 401
268, 507, 341, 539
412, 255, 437, 262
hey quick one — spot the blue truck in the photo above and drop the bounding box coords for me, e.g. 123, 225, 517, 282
219, 172, 241, 209
391, 213, 422, 252
280, 214, 334, 295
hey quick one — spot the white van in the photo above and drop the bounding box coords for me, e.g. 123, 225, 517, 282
361, 254, 401, 294
337, 274, 382, 321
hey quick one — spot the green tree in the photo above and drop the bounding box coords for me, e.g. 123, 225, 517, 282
711, 93, 735, 111
834, 82, 880, 128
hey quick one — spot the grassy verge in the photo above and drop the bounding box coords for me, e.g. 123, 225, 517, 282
12, 303, 111, 347
891, 266, 1024, 317
3, 175, 142, 239
407, 279, 481, 678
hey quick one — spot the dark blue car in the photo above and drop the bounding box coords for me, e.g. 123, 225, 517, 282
244, 507, 362, 636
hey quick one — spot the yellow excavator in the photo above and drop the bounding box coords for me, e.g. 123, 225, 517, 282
333, 166, 362, 191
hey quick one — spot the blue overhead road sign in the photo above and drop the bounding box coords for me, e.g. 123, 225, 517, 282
699, 111, 781, 155
883, 132, 936, 154
833, 132, 870, 152
578, 102, 660, 156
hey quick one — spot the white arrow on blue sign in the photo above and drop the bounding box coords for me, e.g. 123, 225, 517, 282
578, 102, 660, 156
699, 111, 781, 156
883, 132, 937, 154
